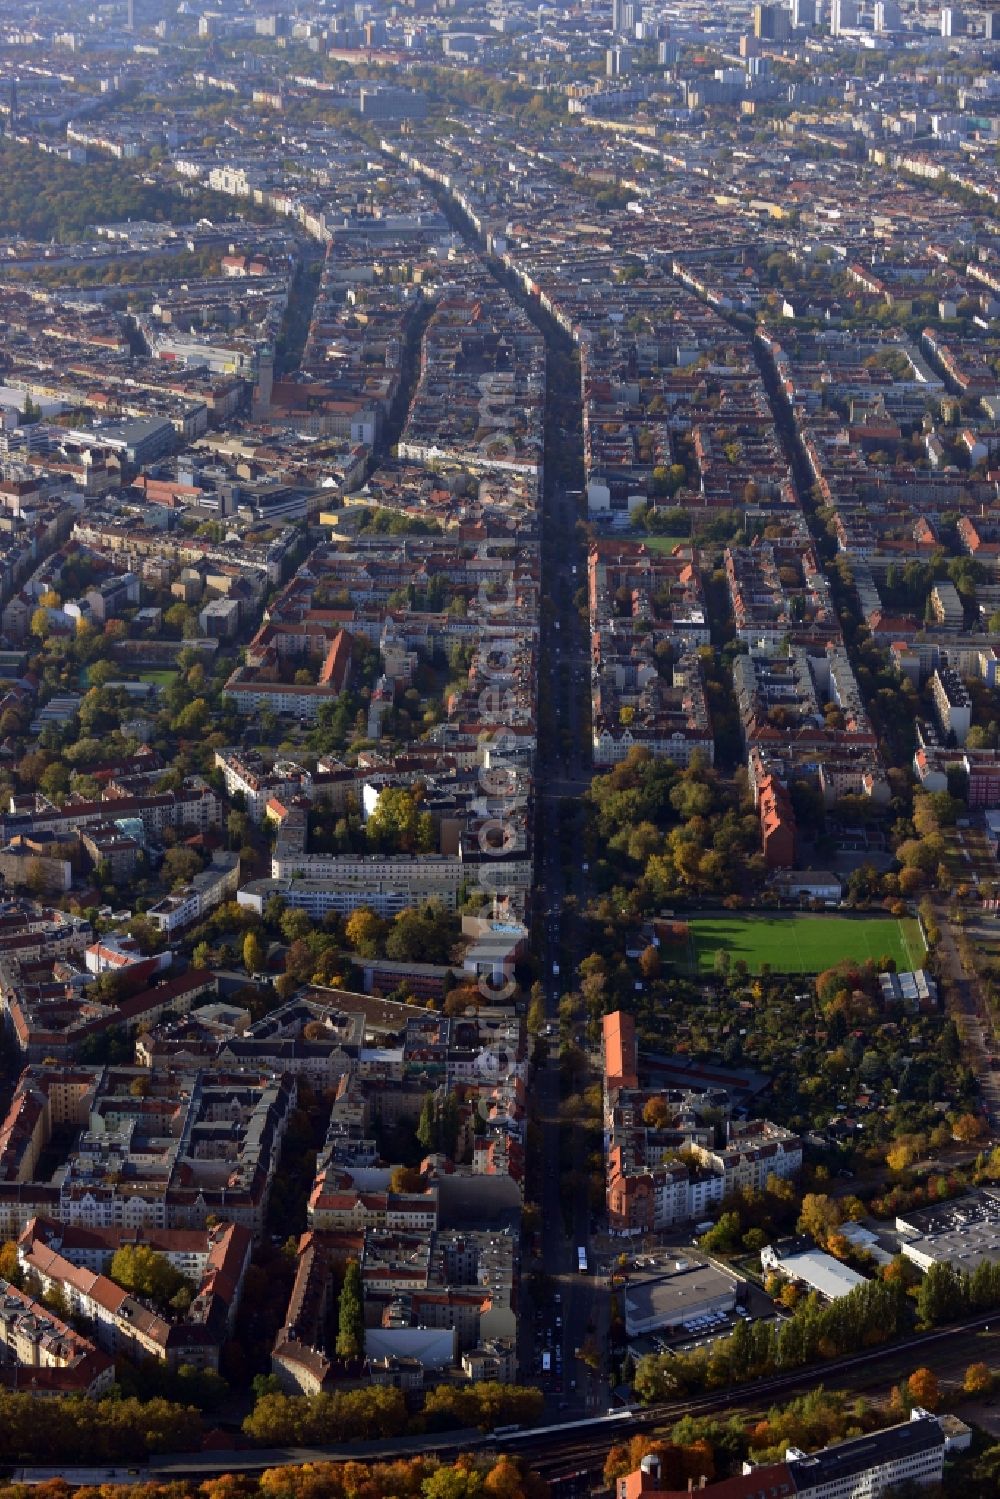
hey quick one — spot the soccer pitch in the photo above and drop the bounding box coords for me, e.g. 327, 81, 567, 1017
686, 914, 926, 976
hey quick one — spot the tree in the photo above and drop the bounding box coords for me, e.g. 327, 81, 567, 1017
422, 1467, 482, 1499
25, 858, 50, 898
243, 930, 266, 977
385, 903, 456, 965
964, 1361, 993, 1396
416, 1090, 460, 1157
390, 1165, 424, 1193
483, 1455, 527, 1499
274, 974, 298, 1002
109, 1244, 190, 1310
886, 1140, 917, 1173
0, 1240, 22, 1287
163, 846, 203, 888
285, 939, 316, 985
906, 1367, 940, 1410
345, 906, 384, 957
953, 1113, 986, 1144
796, 1194, 844, 1249
30, 607, 52, 640
642, 1096, 671, 1128
366, 786, 434, 854
915, 1261, 966, 1327
227, 810, 249, 850
251, 1373, 284, 1404
39, 762, 69, 802
170, 1284, 194, 1315
526, 986, 546, 1036
263, 894, 288, 929
698, 1212, 742, 1254
164, 602, 196, 635
280, 907, 314, 944
87, 659, 116, 690
336, 1260, 365, 1359
193, 941, 213, 971
639, 945, 661, 980
173, 698, 209, 735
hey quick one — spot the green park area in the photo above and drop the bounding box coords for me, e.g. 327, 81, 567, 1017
686, 913, 926, 976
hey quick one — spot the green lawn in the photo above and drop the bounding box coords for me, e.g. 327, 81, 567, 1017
639, 534, 689, 554
685, 914, 926, 976
137, 669, 178, 686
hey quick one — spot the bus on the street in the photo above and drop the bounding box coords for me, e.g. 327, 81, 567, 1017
577, 1245, 588, 1274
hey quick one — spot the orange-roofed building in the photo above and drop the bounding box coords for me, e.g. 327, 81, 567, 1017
758, 774, 795, 870
618, 1454, 794, 1499
603, 1010, 638, 1090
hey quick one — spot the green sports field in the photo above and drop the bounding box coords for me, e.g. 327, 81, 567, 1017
639, 534, 689, 555
685, 914, 926, 976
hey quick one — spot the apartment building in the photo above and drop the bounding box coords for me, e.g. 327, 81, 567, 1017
0, 1277, 114, 1396
617, 1410, 955, 1499
17, 1215, 252, 1372
146, 851, 240, 937
929, 665, 972, 745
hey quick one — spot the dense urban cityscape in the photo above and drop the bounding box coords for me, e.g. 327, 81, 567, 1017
2, 0, 1000, 1495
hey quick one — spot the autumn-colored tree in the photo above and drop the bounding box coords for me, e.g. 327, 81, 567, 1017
825, 1232, 852, 1262
603, 1445, 631, 1485
964, 1361, 994, 1396
482, 1455, 527, 1499
443, 985, 483, 1016
30, 606, 52, 640
796, 1193, 843, 1248
886, 1140, 916, 1173
198, 1475, 258, 1499
639, 945, 661, 980
642, 1096, 671, 1129
285, 939, 316, 984
680, 1440, 715, 1484
243, 930, 266, 977
345, 906, 384, 958
390, 1165, 425, 1194
193, 941, 213, 971
907, 1367, 941, 1410
953, 1113, 986, 1144
0, 1240, 21, 1287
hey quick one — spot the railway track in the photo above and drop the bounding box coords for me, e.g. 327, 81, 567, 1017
8, 1311, 996, 1488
